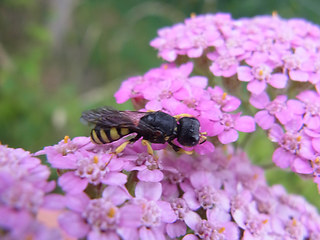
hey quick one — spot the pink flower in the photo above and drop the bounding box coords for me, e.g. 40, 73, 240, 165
183, 209, 240, 240
237, 63, 288, 95
150, 24, 185, 62
282, 47, 310, 82
150, 14, 229, 62
207, 86, 241, 112
122, 142, 164, 182
35, 136, 92, 169
211, 112, 256, 144
57, 149, 127, 194
269, 124, 314, 173
250, 92, 292, 129
59, 186, 132, 239
183, 171, 224, 210
37, 136, 128, 193
289, 90, 320, 130
120, 182, 177, 240
208, 51, 239, 78
165, 198, 192, 238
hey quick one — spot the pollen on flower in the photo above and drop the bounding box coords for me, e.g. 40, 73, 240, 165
145, 154, 159, 170
93, 155, 99, 164
225, 121, 231, 127
86, 166, 94, 175
262, 219, 268, 224
190, 12, 196, 18
252, 65, 271, 80
84, 199, 119, 230
107, 207, 117, 218
75, 154, 111, 184
218, 227, 225, 233
196, 186, 216, 209
64, 136, 70, 144
222, 92, 227, 101
195, 220, 213, 239
291, 218, 297, 227
258, 69, 264, 77
171, 198, 189, 219
279, 132, 302, 153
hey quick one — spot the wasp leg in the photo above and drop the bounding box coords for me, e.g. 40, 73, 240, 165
114, 141, 131, 155
168, 141, 194, 155
112, 134, 142, 155
106, 141, 130, 166
174, 113, 194, 120
141, 140, 157, 159
200, 132, 207, 144
107, 134, 142, 166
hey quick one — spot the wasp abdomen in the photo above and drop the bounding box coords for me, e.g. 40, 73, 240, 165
90, 126, 130, 144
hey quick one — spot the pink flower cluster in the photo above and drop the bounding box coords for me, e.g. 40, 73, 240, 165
34, 136, 320, 239
251, 90, 320, 180
119, 13, 320, 191
0, 145, 63, 239
151, 13, 320, 92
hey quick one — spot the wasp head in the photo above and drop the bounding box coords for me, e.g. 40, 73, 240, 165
177, 117, 200, 147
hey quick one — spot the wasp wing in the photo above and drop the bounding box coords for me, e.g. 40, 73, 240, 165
81, 107, 134, 127
81, 106, 152, 130
82, 107, 164, 138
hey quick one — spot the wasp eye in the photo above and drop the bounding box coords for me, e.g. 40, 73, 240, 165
177, 117, 200, 147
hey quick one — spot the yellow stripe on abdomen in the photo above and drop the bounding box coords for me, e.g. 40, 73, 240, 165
99, 129, 110, 143
110, 127, 120, 141
120, 128, 129, 136
91, 129, 103, 144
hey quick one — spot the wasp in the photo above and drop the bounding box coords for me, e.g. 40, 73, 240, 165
81, 106, 206, 156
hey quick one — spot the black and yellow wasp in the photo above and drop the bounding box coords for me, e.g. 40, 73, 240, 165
81, 106, 205, 155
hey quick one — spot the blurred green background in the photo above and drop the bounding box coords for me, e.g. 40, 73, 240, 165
1, 0, 320, 207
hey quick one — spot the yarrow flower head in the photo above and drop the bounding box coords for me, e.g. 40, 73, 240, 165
0, 145, 63, 239
58, 186, 133, 239
7, 12, 320, 239
37, 136, 128, 194
129, 12, 320, 191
